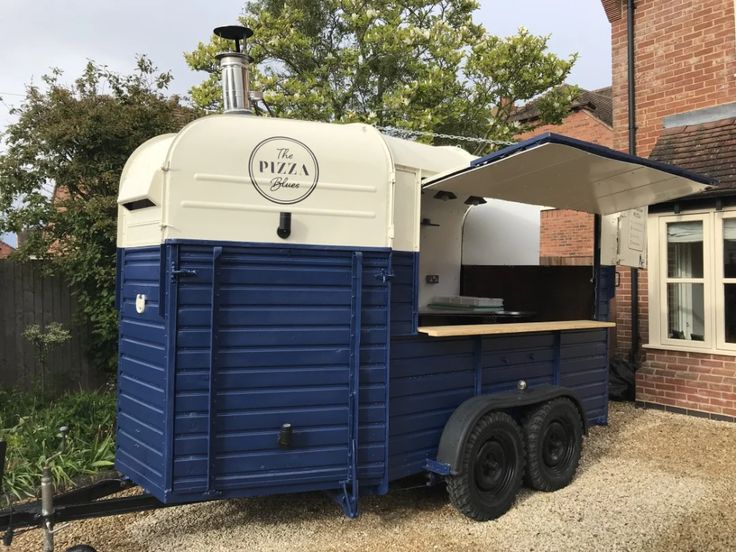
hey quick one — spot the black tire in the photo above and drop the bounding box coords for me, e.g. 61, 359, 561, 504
446, 411, 525, 521
65, 546, 98, 552
523, 397, 583, 492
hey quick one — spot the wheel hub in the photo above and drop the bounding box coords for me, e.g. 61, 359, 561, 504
475, 439, 514, 492
542, 420, 573, 469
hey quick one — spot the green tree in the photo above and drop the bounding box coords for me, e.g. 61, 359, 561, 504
185, 1, 578, 153
0, 58, 197, 372
23, 322, 72, 398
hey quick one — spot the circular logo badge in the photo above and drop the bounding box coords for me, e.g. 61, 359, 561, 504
248, 137, 319, 204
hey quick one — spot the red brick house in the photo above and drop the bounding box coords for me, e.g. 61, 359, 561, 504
0, 240, 14, 259
528, 1, 736, 421
606, 0, 736, 420
515, 87, 614, 146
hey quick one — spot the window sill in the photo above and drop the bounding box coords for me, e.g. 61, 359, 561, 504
642, 343, 736, 357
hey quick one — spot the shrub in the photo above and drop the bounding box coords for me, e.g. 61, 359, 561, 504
0, 390, 116, 502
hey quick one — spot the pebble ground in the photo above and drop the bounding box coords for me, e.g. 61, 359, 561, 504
8, 402, 736, 551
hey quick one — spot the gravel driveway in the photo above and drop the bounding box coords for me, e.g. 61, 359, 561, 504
10, 403, 736, 552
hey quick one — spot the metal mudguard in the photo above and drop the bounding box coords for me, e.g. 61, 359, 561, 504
434, 385, 587, 476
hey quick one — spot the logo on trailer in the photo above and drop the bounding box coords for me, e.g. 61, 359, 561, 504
248, 137, 319, 204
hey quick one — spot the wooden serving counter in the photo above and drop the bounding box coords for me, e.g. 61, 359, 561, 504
418, 320, 616, 338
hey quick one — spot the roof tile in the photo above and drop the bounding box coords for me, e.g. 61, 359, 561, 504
512, 86, 613, 126
650, 118, 736, 196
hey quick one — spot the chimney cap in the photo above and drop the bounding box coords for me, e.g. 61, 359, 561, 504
214, 25, 253, 53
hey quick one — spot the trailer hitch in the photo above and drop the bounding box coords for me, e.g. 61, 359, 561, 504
0, 477, 167, 551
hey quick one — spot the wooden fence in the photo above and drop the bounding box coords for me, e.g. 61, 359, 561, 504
0, 260, 93, 392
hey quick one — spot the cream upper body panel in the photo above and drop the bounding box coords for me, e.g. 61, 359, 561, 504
117, 114, 475, 251
162, 115, 394, 249
117, 134, 175, 248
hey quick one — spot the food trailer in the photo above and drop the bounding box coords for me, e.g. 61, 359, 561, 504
109, 117, 712, 519
0, 25, 716, 552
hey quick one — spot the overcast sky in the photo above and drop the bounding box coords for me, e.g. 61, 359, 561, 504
0, 1, 611, 246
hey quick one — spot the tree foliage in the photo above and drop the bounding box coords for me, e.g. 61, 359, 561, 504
23, 322, 72, 397
185, 0, 579, 153
0, 58, 197, 372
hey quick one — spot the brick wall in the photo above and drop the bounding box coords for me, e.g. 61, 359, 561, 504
611, 0, 736, 156
637, 350, 736, 420
539, 209, 594, 264
517, 110, 614, 146
606, 0, 736, 416
613, 266, 648, 359
0, 242, 13, 259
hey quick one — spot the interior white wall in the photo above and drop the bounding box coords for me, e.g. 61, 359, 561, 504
418, 195, 469, 308
462, 200, 542, 266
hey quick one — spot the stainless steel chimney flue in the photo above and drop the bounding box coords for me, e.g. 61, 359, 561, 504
213, 25, 254, 114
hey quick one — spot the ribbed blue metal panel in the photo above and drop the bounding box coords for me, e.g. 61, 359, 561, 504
388, 335, 476, 480
388, 329, 609, 481
596, 265, 616, 322
390, 251, 419, 336
559, 329, 609, 425
115, 246, 167, 498
480, 333, 557, 394
167, 243, 389, 502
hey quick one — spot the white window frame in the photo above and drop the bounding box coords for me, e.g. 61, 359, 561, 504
714, 211, 736, 351
648, 207, 736, 355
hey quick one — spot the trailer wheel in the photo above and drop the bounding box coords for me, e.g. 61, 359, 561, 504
446, 411, 525, 521
523, 397, 583, 491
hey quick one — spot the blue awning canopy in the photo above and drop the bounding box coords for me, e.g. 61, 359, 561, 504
422, 133, 717, 215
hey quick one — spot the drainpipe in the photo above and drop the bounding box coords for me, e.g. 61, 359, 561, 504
627, 0, 639, 364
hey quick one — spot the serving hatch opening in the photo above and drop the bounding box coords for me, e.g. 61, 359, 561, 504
417, 133, 717, 334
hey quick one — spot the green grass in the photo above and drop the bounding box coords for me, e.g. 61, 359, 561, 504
0, 390, 116, 502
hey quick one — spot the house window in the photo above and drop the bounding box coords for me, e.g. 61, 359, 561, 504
649, 209, 736, 353
715, 213, 736, 350
666, 220, 705, 341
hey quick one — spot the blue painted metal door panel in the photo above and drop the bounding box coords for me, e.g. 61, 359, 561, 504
169, 244, 390, 501
115, 246, 168, 497
172, 245, 355, 495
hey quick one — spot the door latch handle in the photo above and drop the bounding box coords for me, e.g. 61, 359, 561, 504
171, 268, 198, 279
375, 269, 395, 284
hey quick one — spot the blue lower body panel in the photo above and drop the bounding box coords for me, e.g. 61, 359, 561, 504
167, 244, 390, 504
387, 329, 608, 482
116, 242, 391, 505
116, 241, 609, 509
